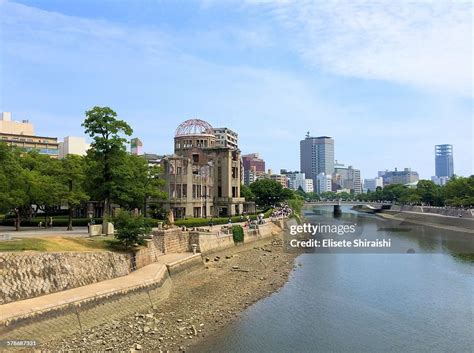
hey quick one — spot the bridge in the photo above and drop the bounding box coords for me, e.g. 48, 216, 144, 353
305, 201, 392, 216
305, 201, 391, 206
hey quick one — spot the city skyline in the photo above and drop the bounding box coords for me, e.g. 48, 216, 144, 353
1, 0, 472, 179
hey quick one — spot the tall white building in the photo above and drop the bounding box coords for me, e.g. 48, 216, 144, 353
286, 172, 314, 193
303, 179, 314, 193
317, 172, 332, 194
58, 136, 89, 159
431, 176, 450, 186
213, 128, 238, 149
364, 177, 384, 192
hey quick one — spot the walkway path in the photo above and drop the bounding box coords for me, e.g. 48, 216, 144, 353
0, 252, 197, 323
0, 226, 89, 238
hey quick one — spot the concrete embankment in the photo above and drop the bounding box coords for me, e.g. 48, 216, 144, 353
0, 219, 290, 345
379, 210, 474, 233
0, 253, 200, 342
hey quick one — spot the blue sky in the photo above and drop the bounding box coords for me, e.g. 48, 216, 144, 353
1, 0, 472, 179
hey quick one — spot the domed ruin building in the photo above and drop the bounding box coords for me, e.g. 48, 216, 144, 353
160, 119, 245, 219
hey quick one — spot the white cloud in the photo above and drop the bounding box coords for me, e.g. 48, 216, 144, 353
246, 1, 473, 97
1, 0, 472, 178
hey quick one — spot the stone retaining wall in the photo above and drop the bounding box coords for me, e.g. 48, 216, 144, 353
389, 205, 473, 218
152, 228, 191, 254
150, 221, 284, 256
194, 232, 234, 254
0, 252, 132, 305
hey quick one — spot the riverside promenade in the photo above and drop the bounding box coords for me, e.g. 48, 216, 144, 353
0, 226, 89, 238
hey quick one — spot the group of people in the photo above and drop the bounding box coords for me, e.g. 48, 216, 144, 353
270, 204, 293, 219
37, 217, 54, 228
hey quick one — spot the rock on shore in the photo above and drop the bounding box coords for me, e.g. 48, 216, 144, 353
43, 236, 299, 352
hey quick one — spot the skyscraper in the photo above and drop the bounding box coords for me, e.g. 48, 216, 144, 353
300, 133, 334, 187
242, 153, 265, 173
333, 162, 362, 194
435, 144, 454, 178
130, 137, 143, 155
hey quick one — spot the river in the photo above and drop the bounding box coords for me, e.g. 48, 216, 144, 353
192, 206, 474, 353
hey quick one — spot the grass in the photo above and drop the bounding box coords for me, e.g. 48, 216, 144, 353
0, 236, 126, 252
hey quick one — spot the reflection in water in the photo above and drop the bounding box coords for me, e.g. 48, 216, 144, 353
193, 207, 474, 353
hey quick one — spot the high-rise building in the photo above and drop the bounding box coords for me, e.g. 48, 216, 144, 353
317, 172, 332, 194
435, 144, 454, 178
364, 177, 384, 192
282, 171, 314, 193
300, 133, 334, 187
131, 137, 143, 155
379, 168, 419, 185
304, 179, 314, 193
58, 136, 90, 159
243, 168, 258, 186
431, 176, 450, 186
242, 153, 265, 173
213, 128, 238, 150
0, 112, 59, 158
333, 162, 362, 194
268, 173, 288, 188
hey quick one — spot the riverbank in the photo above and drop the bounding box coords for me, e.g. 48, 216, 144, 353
42, 234, 299, 352
379, 210, 474, 234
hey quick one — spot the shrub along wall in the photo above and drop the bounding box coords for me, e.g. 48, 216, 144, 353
174, 209, 273, 228
232, 225, 244, 243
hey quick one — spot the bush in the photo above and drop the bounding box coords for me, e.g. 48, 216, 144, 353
287, 199, 304, 215
143, 217, 164, 228
232, 225, 244, 243
113, 211, 151, 249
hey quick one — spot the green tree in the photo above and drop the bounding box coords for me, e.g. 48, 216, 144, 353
443, 176, 474, 206
399, 188, 422, 204
82, 106, 133, 227
27, 154, 65, 226
123, 155, 166, 216
240, 184, 255, 201
381, 184, 405, 201
416, 180, 441, 206
60, 155, 90, 230
305, 192, 320, 201
249, 179, 285, 207
0, 145, 64, 230
287, 197, 304, 215
320, 191, 337, 200
114, 211, 151, 248
0, 143, 27, 230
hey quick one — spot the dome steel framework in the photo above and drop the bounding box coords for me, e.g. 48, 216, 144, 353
175, 119, 214, 137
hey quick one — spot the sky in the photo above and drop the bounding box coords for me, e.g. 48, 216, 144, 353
0, 0, 472, 179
